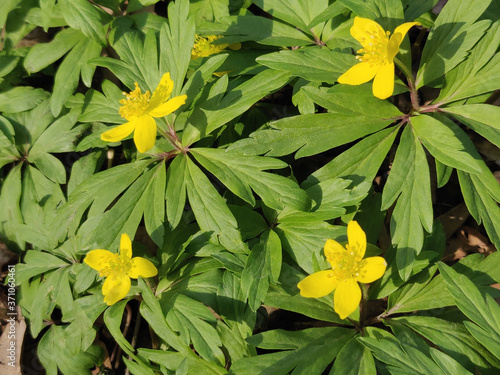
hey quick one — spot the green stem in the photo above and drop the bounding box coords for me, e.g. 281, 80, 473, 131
393, 56, 419, 112
359, 283, 369, 326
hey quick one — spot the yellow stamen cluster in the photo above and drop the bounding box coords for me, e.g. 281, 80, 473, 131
119, 83, 151, 120
355, 30, 391, 65
326, 245, 363, 280
191, 35, 229, 59
97, 253, 132, 278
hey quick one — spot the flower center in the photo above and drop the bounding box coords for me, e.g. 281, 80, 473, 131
326, 245, 362, 280
192, 35, 228, 59
119, 83, 151, 120
356, 29, 391, 65
98, 253, 131, 278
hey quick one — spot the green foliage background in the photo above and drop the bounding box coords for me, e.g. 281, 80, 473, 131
1, 0, 500, 373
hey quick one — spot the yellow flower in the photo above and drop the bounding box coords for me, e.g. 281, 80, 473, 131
337, 17, 419, 99
297, 221, 387, 320
101, 73, 187, 153
84, 233, 158, 305
191, 35, 241, 60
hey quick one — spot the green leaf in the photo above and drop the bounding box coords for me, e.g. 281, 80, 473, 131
359, 335, 450, 375
16, 251, 69, 285
256, 48, 354, 83
189, 0, 229, 23
51, 160, 151, 243
275, 212, 345, 274
0, 87, 49, 113
416, 0, 492, 87
159, 0, 195, 94
185, 154, 247, 253
38, 325, 101, 375
78, 163, 161, 251
0, 164, 24, 249
228, 112, 395, 159
205, 15, 313, 46
241, 230, 281, 310
436, 20, 500, 103
438, 262, 500, 360
28, 152, 67, 184
252, 0, 329, 30
79, 80, 124, 124
331, 336, 376, 375
193, 148, 310, 211
183, 69, 291, 145
51, 36, 102, 116
444, 104, 500, 149
382, 126, 433, 280
162, 293, 224, 365
302, 85, 403, 118
265, 264, 341, 323
241, 327, 354, 375
411, 114, 483, 174
23, 28, 84, 73
144, 161, 166, 247
458, 170, 500, 250
59, 0, 107, 45
392, 315, 500, 371
166, 154, 188, 230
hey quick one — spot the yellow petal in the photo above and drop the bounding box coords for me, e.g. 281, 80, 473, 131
338, 62, 379, 86
350, 17, 386, 47
128, 257, 158, 279
324, 239, 346, 259
101, 121, 137, 143
372, 62, 395, 99
102, 274, 131, 305
84, 249, 115, 271
334, 278, 361, 320
119, 233, 132, 260
133, 115, 157, 153
149, 73, 174, 110
347, 221, 366, 259
356, 256, 387, 283
391, 22, 420, 50
148, 95, 187, 118
297, 270, 339, 298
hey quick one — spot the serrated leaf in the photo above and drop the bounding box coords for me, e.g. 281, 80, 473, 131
444, 104, 500, 149
159, 0, 194, 96
416, 0, 492, 87
162, 294, 224, 365
51, 160, 151, 243
0, 164, 24, 248
392, 315, 500, 371
411, 114, 483, 174
185, 155, 247, 253
59, 0, 107, 45
193, 148, 310, 211
228, 112, 395, 159
256, 48, 354, 83
51, 37, 102, 116
183, 69, 291, 145
28, 152, 67, 184
275, 212, 345, 274
16, 251, 70, 285
331, 336, 376, 375
23, 28, 84, 73
205, 15, 313, 46
383, 126, 433, 280
0, 87, 49, 113
144, 161, 166, 247
166, 154, 188, 230
438, 262, 500, 360
436, 20, 500, 103
241, 230, 281, 310
458, 170, 500, 250
241, 327, 353, 375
